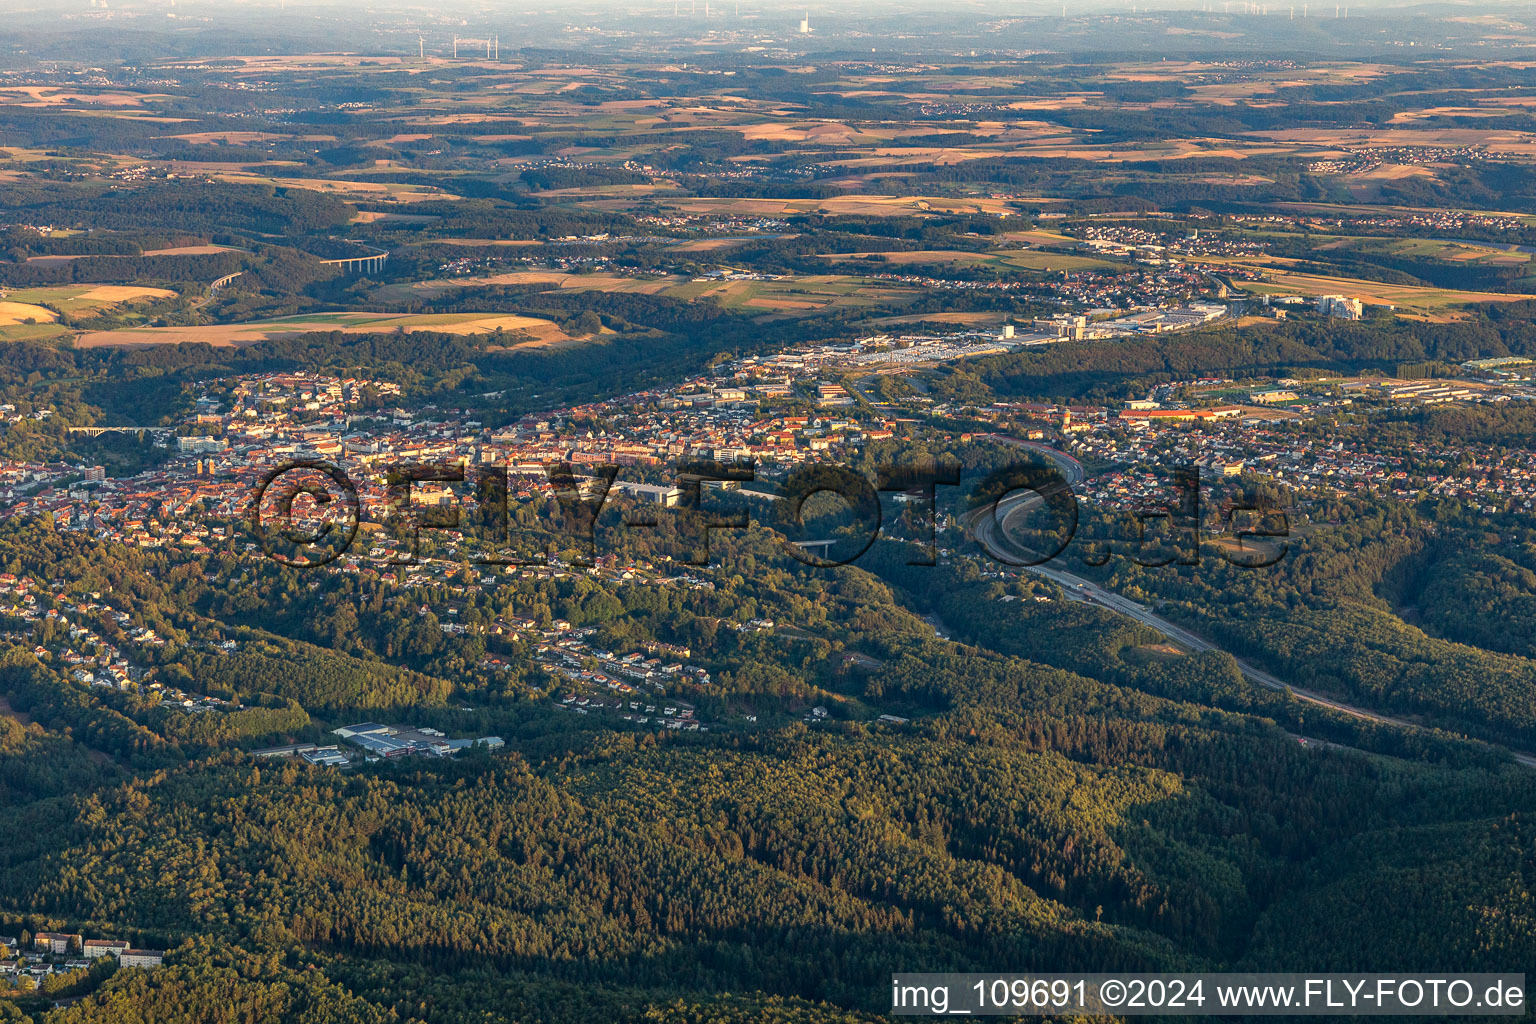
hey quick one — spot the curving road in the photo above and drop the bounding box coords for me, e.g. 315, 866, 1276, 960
959, 440, 1536, 769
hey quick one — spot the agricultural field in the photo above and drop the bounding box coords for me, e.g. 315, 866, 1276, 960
75, 311, 570, 348
1236, 271, 1536, 314
668, 274, 914, 314
207, 173, 464, 204
384, 269, 921, 318
816, 248, 1121, 273
0, 300, 55, 326
0, 299, 63, 341
1318, 235, 1536, 269
0, 286, 179, 340
1, 286, 178, 313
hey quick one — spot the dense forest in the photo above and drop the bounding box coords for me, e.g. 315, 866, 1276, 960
0, 501, 1531, 1022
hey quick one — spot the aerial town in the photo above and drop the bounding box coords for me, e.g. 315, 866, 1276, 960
0, 326, 1531, 741
2, 15, 1536, 1019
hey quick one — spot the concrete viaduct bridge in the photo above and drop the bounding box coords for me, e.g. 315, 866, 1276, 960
67, 426, 176, 440
321, 248, 389, 275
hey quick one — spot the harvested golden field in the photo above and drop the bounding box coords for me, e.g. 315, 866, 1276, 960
1353, 164, 1438, 181
1390, 106, 1518, 122
737, 121, 883, 143
212, 173, 461, 203
75, 311, 569, 348
141, 245, 240, 257
667, 238, 770, 253
1000, 228, 1075, 244
349, 210, 443, 225
423, 315, 571, 342
0, 301, 57, 326
1238, 271, 1536, 311
161, 131, 335, 144
869, 311, 1003, 326
382, 270, 689, 304
1, 286, 176, 315
76, 286, 178, 303
1002, 96, 1096, 111
409, 239, 543, 248
0, 86, 162, 107
1248, 126, 1536, 156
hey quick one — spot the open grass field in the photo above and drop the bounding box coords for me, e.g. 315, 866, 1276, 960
0, 322, 71, 343
74, 311, 570, 349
